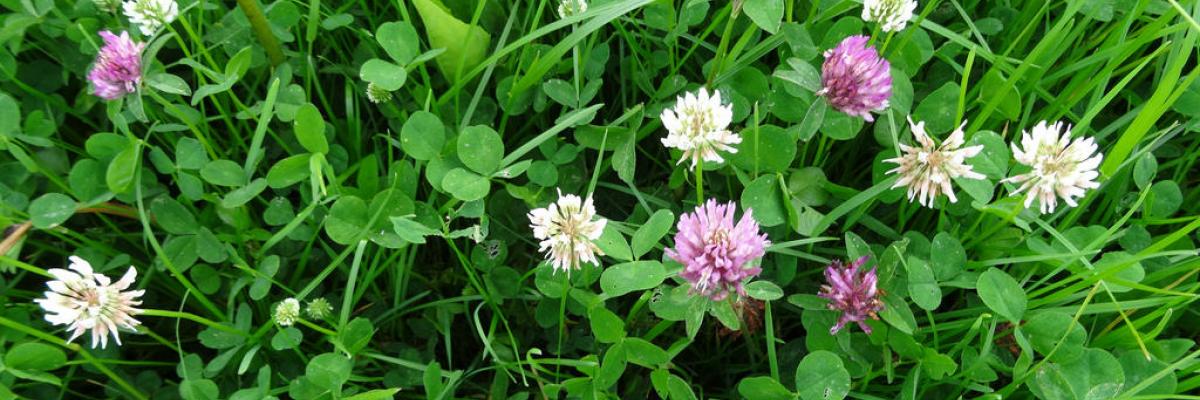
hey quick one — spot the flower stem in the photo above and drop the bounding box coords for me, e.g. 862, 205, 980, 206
235, 0, 285, 66
299, 318, 338, 336
140, 309, 251, 337
695, 160, 705, 205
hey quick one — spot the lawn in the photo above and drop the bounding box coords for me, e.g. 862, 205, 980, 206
0, 0, 1198, 399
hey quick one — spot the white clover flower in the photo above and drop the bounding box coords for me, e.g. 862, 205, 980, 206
305, 298, 333, 320
274, 298, 301, 327
1003, 121, 1102, 214
557, 0, 588, 19
528, 190, 608, 274
123, 0, 179, 36
862, 0, 918, 32
884, 118, 985, 207
35, 256, 144, 349
94, 0, 121, 13
365, 82, 393, 103
660, 88, 742, 167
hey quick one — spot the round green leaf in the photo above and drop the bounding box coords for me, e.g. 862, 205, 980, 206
977, 268, 1026, 323
1025, 311, 1087, 363
737, 376, 792, 400
457, 125, 504, 174
588, 306, 627, 343
376, 21, 420, 65
741, 175, 786, 227
441, 168, 490, 201
631, 209, 675, 259
600, 261, 667, 298
5, 342, 67, 371
913, 82, 961, 134
325, 195, 369, 244
360, 59, 407, 92
401, 111, 445, 161
294, 103, 329, 154
306, 353, 352, 390
794, 350, 850, 400
29, 193, 76, 229
200, 159, 246, 187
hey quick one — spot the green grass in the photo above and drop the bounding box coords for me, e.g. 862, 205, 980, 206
1, 0, 1199, 399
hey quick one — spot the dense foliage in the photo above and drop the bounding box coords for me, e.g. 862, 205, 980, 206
1, 0, 1199, 399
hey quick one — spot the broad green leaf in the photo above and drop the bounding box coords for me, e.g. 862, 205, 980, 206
631, 209, 674, 259
106, 142, 140, 193
376, 21, 420, 64
146, 72, 192, 95
441, 168, 490, 201
977, 268, 1026, 323
1025, 312, 1087, 363
29, 193, 76, 229
325, 195, 369, 244
411, 0, 491, 83
794, 351, 850, 400
730, 125, 797, 173
0, 91, 19, 137
744, 280, 784, 301
5, 342, 67, 371
293, 103, 329, 154
737, 376, 792, 400
743, 0, 784, 33
913, 82, 961, 134
588, 306, 626, 343
594, 223, 633, 262
221, 178, 269, 208
151, 196, 197, 235
457, 125, 504, 174
338, 318, 375, 355
344, 389, 403, 400
401, 111, 445, 160
906, 256, 941, 311
930, 232, 965, 279
360, 59, 407, 91
741, 175, 786, 227
306, 353, 352, 390
390, 216, 441, 244
622, 338, 669, 367
200, 159, 246, 187
600, 261, 667, 297
266, 154, 311, 189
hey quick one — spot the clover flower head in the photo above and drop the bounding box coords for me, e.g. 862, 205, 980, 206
667, 200, 770, 301
557, 0, 588, 19
819, 256, 883, 335
660, 88, 742, 167
274, 298, 301, 327
306, 298, 333, 320
88, 30, 145, 100
366, 82, 393, 103
818, 35, 892, 122
528, 190, 608, 274
1003, 121, 1103, 214
35, 256, 144, 349
884, 118, 985, 207
862, 0, 919, 32
122, 0, 178, 35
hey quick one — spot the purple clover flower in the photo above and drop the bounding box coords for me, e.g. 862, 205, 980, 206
819, 256, 885, 334
666, 200, 770, 301
88, 30, 145, 100
817, 35, 892, 122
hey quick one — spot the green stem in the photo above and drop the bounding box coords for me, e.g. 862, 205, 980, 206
140, 309, 250, 337
235, 0, 286, 66
695, 159, 705, 205
299, 318, 338, 336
